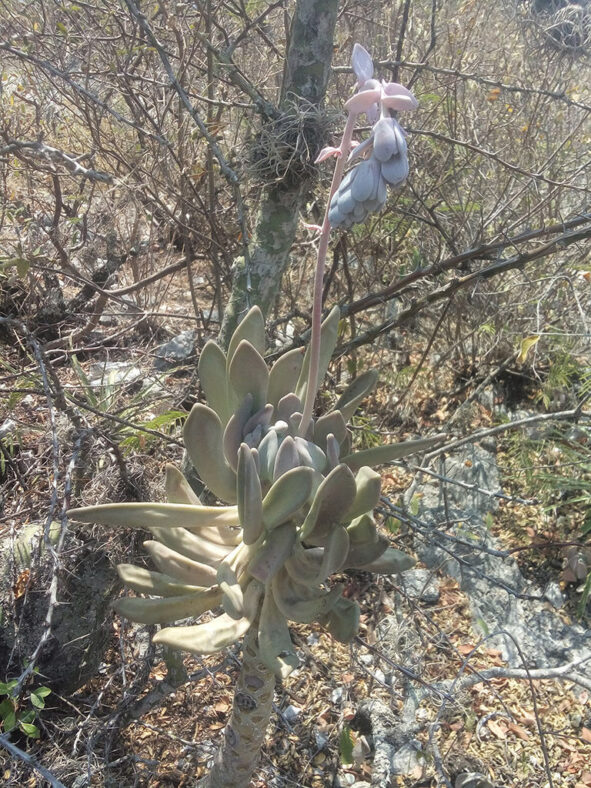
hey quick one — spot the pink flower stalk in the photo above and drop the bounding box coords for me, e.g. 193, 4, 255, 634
299, 44, 417, 436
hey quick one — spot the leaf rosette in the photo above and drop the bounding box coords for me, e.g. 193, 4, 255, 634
70, 306, 443, 678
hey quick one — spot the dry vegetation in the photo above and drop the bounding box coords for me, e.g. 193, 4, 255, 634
1, 0, 590, 786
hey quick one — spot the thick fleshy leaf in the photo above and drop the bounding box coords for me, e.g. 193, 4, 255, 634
228, 340, 269, 412
276, 393, 302, 423
314, 410, 348, 453
153, 580, 263, 654
223, 394, 254, 471
335, 370, 379, 423
243, 404, 273, 441
257, 427, 280, 483
117, 564, 206, 597
318, 597, 360, 642
300, 464, 357, 544
343, 466, 381, 522
325, 433, 341, 469
237, 443, 264, 545
284, 543, 324, 584
272, 570, 343, 624
358, 546, 415, 574
268, 348, 304, 410
262, 466, 315, 530
314, 525, 349, 582
148, 525, 232, 566
226, 306, 266, 368
296, 305, 340, 404
258, 589, 299, 679
144, 540, 218, 586
68, 501, 240, 531
184, 404, 237, 503
294, 437, 326, 472
341, 434, 446, 472
248, 522, 297, 584
217, 560, 245, 620
351, 43, 373, 83
344, 534, 389, 568
198, 340, 230, 424
165, 464, 202, 505
113, 588, 222, 625
273, 435, 300, 480
346, 513, 378, 544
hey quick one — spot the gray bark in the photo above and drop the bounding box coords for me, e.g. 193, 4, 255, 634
197, 626, 275, 788
219, 0, 340, 344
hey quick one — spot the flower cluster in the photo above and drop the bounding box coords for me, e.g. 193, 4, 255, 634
328, 45, 418, 229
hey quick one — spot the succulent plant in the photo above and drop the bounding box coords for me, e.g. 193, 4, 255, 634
69, 305, 442, 679
68, 43, 438, 787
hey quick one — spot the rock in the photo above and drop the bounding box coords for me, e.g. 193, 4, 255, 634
89, 360, 143, 387
391, 740, 423, 774
334, 773, 355, 787
400, 568, 440, 603
352, 734, 371, 763
0, 418, 17, 440
543, 580, 565, 609
314, 729, 329, 750
403, 444, 591, 671
154, 329, 197, 370
283, 704, 301, 724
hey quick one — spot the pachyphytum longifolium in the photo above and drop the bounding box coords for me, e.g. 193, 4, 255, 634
328, 44, 418, 229
69, 305, 443, 679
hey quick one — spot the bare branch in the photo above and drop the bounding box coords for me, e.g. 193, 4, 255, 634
0, 140, 113, 183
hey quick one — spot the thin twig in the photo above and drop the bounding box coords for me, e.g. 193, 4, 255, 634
0, 734, 67, 788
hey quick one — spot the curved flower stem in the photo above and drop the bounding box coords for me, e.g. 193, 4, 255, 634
299, 111, 358, 437
198, 625, 275, 788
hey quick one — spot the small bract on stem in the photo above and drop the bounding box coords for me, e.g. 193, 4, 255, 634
68, 43, 432, 788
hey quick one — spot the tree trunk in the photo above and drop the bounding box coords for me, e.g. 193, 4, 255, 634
219, 0, 339, 344
198, 626, 275, 788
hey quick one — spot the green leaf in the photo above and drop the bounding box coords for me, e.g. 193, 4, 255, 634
15, 257, 30, 278
2, 709, 17, 731
409, 495, 421, 516
339, 724, 355, 764
517, 335, 540, 364
198, 340, 230, 424
341, 434, 446, 472
30, 692, 45, 709
19, 721, 40, 738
